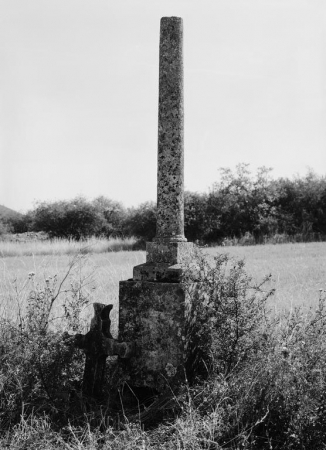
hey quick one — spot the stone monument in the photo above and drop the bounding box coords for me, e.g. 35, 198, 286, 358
118, 17, 193, 393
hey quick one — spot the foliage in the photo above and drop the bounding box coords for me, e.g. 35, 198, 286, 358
204, 164, 278, 243
122, 201, 157, 242
3, 165, 325, 245
273, 169, 326, 237
5, 212, 34, 234
31, 197, 100, 240
184, 191, 209, 242
183, 248, 275, 381
179, 249, 326, 449
0, 255, 92, 431
26, 196, 126, 241
0, 220, 10, 237
92, 196, 126, 238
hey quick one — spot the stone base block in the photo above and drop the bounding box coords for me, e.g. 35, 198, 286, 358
133, 262, 183, 282
118, 280, 189, 392
146, 241, 194, 265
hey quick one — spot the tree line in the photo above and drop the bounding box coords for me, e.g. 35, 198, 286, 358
3, 164, 326, 245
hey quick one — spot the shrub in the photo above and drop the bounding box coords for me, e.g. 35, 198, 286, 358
0, 220, 10, 238
32, 197, 101, 240
122, 201, 157, 242
184, 191, 209, 242
92, 196, 126, 238
179, 249, 326, 449
0, 255, 92, 431
183, 248, 275, 382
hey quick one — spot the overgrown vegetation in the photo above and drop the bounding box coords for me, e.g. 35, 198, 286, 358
0, 255, 91, 432
183, 250, 275, 383
0, 236, 136, 257
2, 165, 326, 245
1, 249, 326, 448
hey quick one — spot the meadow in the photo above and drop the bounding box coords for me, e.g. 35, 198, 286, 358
1, 239, 326, 449
1, 239, 325, 327
0, 244, 142, 333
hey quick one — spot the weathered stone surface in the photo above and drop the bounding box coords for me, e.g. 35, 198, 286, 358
147, 240, 193, 264
117, 17, 194, 393
133, 240, 194, 282
73, 303, 134, 398
156, 17, 186, 242
133, 262, 183, 282
119, 280, 189, 392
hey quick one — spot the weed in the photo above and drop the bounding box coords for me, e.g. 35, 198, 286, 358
177, 250, 326, 449
183, 248, 275, 381
0, 255, 93, 431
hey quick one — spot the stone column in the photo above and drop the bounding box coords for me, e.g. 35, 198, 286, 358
156, 17, 186, 243
118, 17, 194, 393
137, 16, 193, 281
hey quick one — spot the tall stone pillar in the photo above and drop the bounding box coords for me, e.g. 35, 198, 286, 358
118, 17, 193, 393
156, 16, 185, 243
136, 17, 193, 283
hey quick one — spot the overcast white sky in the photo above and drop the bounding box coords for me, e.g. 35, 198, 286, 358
1, 0, 325, 213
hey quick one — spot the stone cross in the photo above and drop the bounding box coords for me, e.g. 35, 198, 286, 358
73, 303, 134, 398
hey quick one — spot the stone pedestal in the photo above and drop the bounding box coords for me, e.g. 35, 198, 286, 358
133, 241, 194, 282
118, 280, 189, 392
118, 240, 193, 391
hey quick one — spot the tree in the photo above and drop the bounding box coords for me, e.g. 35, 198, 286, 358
122, 202, 157, 242
32, 197, 101, 240
184, 191, 209, 242
92, 196, 126, 238
207, 164, 278, 242
274, 170, 326, 237
6, 212, 34, 234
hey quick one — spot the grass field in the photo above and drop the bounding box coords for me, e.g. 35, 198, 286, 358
0, 249, 144, 334
1, 241, 326, 448
1, 241, 325, 330
207, 242, 326, 313
0, 236, 136, 257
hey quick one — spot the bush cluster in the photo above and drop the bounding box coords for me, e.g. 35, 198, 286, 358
5, 196, 127, 241
2, 165, 326, 244
185, 164, 326, 244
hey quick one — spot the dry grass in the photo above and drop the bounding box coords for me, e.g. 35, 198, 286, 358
206, 242, 326, 312
1, 241, 326, 448
0, 236, 136, 258
0, 250, 145, 335
1, 242, 325, 328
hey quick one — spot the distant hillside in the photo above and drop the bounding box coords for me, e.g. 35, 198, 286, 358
0, 204, 22, 220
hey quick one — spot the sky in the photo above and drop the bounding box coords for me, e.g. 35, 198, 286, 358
1, 0, 326, 213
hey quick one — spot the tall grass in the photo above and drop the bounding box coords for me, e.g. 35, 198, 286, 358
1, 243, 324, 323
1, 244, 326, 448
0, 236, 137, 257
206, 242, 326, 312
0, 250, 145, 332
